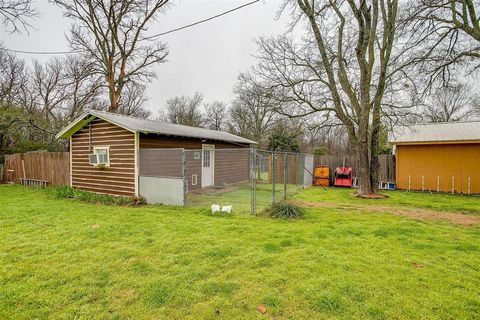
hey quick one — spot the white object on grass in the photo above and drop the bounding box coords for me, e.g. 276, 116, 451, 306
211, 204, 220, 213
221, 205, 233, 213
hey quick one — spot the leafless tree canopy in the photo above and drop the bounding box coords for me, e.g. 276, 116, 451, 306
0, 0, 37, 33
62, 56, 103, 120
424, 82, 474, 122
228, 72, 278, 147
116, 83, 151, 118
52, 0, 170, 112
162, 92, 204, 127
406, 0, 480, 87
0, 46, 27, 108
204, 101, 227, 131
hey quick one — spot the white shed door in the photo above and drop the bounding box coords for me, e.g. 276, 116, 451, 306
201, 145, 214, 188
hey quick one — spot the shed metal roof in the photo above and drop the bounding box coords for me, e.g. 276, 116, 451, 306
56, 110, 257, 145
389, 121, 480, 144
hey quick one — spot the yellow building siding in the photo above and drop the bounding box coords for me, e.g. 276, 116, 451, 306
396, 143, 480, 194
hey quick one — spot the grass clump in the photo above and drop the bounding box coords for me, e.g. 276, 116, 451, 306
264, 200, 305, 219
50, 185, 145, 206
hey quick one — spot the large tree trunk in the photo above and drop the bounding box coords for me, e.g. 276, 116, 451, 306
108, 90, 120, 112
356, 136, 372, 195
369, 102, 381, 193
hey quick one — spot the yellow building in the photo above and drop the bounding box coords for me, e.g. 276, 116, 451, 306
390, 122, 480, 194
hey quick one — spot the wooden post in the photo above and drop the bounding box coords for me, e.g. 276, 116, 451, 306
21, 159, 26, 181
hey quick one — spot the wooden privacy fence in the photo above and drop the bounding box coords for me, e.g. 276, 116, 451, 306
314, 154, 395, 182
2, 151, 69, 186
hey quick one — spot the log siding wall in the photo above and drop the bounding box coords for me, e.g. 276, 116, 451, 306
71, 118, 136, 196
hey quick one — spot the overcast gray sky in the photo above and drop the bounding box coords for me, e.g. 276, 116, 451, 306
0, 0, 289, 115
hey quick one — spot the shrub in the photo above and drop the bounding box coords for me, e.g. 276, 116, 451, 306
264, 200, 305, 219
51, 185, 75, 198
50, 185, 145, 206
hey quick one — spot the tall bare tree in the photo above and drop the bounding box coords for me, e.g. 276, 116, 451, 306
53, 0, 170, 112
163, 92, 204, 127
62, 55, 103, 120
31, 59, 68, 122
204, 101, 227, 130
424, 82, 474, 122
252, 1, 399, 195
0, 46, 27, 109
229, 72, 278, 147
0, 0, 37, 33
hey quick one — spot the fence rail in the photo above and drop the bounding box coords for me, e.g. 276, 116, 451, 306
2, 151, 69, 186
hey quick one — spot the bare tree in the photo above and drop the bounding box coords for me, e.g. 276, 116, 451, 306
116, 83, 151, 118
163, 92, 204, 127
228, 72, 278, 146
0, 46, 27, 109
53, 0, 170, 112
0, 0, 37, 33
62, 55, 103, 120
31, 59, 68, 122
473, 94, 480, 118
204, 101, 227, 130
406, 1, 480, 87
424, 82, 474, 122
251, 1, 399, 195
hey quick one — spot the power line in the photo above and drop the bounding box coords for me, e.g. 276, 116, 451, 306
5, 49, 82, 55
3, 0, 260, 56
143, 0, 260, 40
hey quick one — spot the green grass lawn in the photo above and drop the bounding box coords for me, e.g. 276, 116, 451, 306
297, 187, 480, 214
1, 184, 479, 319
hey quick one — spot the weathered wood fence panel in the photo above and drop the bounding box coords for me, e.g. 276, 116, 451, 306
2, 151, 69, 186
314, 154, 395, 182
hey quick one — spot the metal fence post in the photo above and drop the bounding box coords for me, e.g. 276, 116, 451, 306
182, 149, 186, 206
272, 151, 275, 204
283, 152, 287, 200
250, 148, 256, 215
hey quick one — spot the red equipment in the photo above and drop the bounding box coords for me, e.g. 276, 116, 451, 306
334, 165, 353, 187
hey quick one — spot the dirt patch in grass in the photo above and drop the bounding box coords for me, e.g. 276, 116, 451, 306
298, 200, 480, 226
352, 192, 389, 199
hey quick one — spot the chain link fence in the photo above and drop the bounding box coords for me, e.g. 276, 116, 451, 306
138, 148, 314, 214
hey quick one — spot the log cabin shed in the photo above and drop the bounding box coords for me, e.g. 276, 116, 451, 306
56, 110, 256, 201
389, 121, 480, 194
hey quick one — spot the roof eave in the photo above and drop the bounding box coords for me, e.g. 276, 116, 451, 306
140, 130, 257, 145
390, 139, 480, 145
55, 110, 139, 139
55, 112, 93, 139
